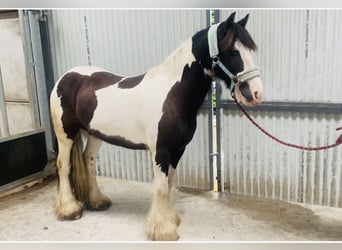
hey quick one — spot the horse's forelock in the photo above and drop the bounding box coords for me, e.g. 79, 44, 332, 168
220, 23, 257, 51
234, 24, 257, 51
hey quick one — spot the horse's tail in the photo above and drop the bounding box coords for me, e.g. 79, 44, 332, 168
70, 132, 90, 205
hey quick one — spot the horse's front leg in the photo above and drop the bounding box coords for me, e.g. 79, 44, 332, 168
146, 148, 181, 241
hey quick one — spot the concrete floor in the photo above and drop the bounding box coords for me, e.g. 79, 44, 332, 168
1, 176, 342, 241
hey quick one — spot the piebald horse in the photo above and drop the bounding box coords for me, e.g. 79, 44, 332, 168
50, 12, 263, 240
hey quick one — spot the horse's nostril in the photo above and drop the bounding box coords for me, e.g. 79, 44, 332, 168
254, 91, 259, 100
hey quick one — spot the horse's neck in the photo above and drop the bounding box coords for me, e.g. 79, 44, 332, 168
147, 37, 212, 115
161, 39, 211, 116
162, 38, 212, 115
158, 39, 196, 77
182, 66, 212, 115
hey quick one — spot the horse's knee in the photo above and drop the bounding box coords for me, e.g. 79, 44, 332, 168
155, 148, 171, 175
56, 140, 73, 171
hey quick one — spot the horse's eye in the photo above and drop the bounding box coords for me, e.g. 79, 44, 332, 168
230, 48, 239, 56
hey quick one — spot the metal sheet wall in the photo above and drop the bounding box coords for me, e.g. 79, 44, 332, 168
48, 10, 210, 189
221, 109, 342, 207
219, 10, 342, 207
220, 9, 342, 103
48, 9, 207, 77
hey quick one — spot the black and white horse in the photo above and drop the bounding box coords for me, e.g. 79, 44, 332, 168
50, 12, 263, 240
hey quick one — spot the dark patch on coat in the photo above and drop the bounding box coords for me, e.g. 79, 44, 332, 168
155, 62, 212, 175
56, 71, 122, 140
118, 74, 145, 89
191, 19, 256, 74
90, 71, 123, 89
239, 82, 253, 102
191, 28, 212, 70
57, 70, 148, 150
191, 15, 257, 99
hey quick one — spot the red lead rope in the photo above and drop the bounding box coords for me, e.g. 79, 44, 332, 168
232, 96, 342, 151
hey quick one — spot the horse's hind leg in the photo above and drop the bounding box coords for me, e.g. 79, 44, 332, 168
55, 137, 83, 220
83, 134, 112, 210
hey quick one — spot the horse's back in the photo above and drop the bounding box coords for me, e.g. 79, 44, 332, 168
67, 66, 108, 76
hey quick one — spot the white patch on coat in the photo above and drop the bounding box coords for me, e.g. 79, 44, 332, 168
234, 40, 263, 106
89, 38, 196, 149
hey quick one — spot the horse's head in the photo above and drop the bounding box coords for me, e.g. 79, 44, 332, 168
209, 12, 263, 106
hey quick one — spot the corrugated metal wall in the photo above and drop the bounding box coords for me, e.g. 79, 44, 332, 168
221, 110, 342, 207
48, 9, 210, 189
48, 9, 207, 77
220, 9, 342, 103
219, 10, 342, 207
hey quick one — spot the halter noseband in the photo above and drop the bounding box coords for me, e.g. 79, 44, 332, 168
207, 23, 261, 96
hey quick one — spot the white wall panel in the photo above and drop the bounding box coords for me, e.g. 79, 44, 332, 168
0, 16, 34, 136
0, 18, 29, 102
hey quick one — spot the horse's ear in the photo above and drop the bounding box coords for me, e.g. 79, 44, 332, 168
225, 12, 236, 25
237, 14, 249, 28
220, 12, 236, 32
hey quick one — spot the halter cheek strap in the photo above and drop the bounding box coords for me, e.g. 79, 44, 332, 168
207, 23, 261, 96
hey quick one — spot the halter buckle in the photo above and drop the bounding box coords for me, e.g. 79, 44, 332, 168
212, 56, 219, 68
231, 76, 240, 85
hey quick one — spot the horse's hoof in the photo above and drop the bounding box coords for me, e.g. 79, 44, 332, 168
154, 231, 179, 241
57, 209, 83, 221
146, 219, 179, 241
86, 197, 112, 211
147, 226, 179, 241
55, 199, 83, 220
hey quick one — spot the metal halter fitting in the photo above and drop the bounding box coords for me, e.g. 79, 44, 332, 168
207, 23, 261, 95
